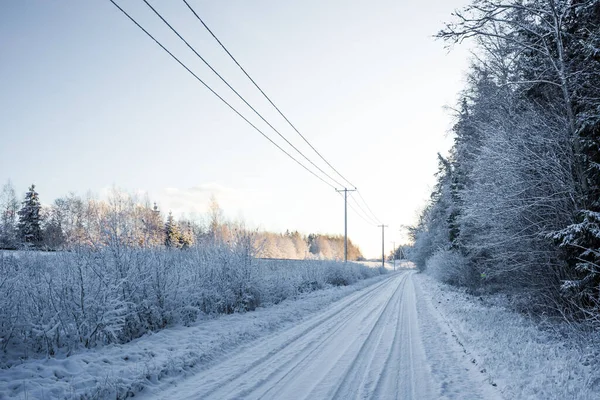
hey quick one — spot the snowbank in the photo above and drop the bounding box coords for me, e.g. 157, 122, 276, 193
416, 273, 600, 399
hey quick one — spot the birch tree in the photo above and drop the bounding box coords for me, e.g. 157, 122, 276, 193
0, 181, 19, 249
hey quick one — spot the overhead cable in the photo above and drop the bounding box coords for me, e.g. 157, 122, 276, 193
141, 0, 345, 189
108, 0, 338, 190
356, 190, 382, 224
337, 191, 378, 227
349, 192, 380, 226
181, 0, 356, 189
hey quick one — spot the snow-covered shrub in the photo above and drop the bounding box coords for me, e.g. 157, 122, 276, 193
0, 253, 22, 354
0, 245, 385, 365
324, 262, 360, 286
255, 259, 303, 304
426, 249, 477, 287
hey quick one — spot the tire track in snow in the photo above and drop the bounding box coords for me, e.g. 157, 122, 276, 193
259, 273, 410, 400
370, 271, 433, 399
226, 276, 402, 399
153, 273, 400, 399
151, 271, 499, 400
205, 274, 405, 399
330, 272, 410, 400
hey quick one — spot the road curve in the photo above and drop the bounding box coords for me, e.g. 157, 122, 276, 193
150, 271, 496, 399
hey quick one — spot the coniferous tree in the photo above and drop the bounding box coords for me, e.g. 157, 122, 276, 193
164, 211, 181, 249
138, 202, 165, 247
42, 206, 66, 250
178, 220, 194, 249
17, 184, 43, 247
307, 233, 319, 255
551, 1, 600, 310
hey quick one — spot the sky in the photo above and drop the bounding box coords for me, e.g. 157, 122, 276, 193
0, 0, 472, 259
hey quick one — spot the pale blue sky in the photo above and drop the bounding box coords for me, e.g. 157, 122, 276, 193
0, 0, 471, 258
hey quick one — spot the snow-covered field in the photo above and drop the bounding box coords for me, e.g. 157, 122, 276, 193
417, 273, 600, 399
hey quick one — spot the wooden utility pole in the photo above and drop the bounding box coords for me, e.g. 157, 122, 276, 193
336, 188, 356, 262
378, 224, 388, 268
392, 241, 396, 271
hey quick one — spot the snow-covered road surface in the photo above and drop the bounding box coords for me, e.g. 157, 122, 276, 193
148, 271, 500, 400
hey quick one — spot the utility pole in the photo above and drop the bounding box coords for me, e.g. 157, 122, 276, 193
378, 224, 388, 268
392, 241, 396, 271
399, 228, 405, 268
336, 188, 356, 262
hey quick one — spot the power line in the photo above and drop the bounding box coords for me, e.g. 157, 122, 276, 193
108, 0, 338, 190
348, 200, 377, 227
337, 191, 377, 227
141, 0, 346, 189
348, 192, 380, 226
181, 0, 356, 189
356, 190, 382, 224
349, 192, 379, 224
111, 0, 387, 232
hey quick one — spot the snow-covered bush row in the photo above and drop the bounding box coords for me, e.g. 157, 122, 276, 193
0, 271, 389, 399
0, 246, 384, 365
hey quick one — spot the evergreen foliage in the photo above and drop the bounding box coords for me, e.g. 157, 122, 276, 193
164, 211, 182, 249
17, 184, 43, 247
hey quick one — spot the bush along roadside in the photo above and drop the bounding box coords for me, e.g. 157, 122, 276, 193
0, 244, 385, 366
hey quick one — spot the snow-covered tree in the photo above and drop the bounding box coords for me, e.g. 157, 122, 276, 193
411, 0, 600, 317
17, 184, 43, 247
0, 181, 19, 249
165, 212, 181, 248
178, 220, 194, 249
42, 205, 66, 250
549, 1, 600, 314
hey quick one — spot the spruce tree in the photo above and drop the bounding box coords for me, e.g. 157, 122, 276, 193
178, 221, 194, 249
17, 184, 43, 247
164, 211, 181, 248
552, 2, 600, 310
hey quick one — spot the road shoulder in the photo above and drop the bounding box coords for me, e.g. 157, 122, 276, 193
414, 273, 503, 400
415, 272, 600, 399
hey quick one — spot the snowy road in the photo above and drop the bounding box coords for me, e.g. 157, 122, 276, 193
149, 271, 500, 400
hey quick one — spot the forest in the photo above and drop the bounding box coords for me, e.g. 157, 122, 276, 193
409, 0, 600, 322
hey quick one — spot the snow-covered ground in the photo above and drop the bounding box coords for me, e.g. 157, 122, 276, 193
418, 273, 600, 400
2, 266, 598, 399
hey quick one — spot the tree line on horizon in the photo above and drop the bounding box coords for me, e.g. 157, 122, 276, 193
256, 231, 364, 261
0, 181, 363, 260
409, 0, 600, 321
